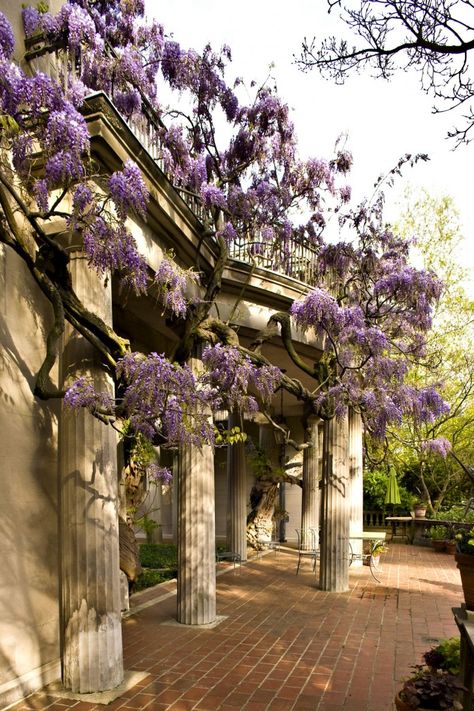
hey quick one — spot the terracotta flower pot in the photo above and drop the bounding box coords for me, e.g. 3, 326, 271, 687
431, 539, 447, 553
414, 505, 427, 518
445, 540, 457, 555
455, 551, 474, 610
394, 691, 456, 710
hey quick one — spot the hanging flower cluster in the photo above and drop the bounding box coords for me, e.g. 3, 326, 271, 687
201, 344, 281, 412
153, 256, 199, 318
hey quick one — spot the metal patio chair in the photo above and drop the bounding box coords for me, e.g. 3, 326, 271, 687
295, 527, 319, 574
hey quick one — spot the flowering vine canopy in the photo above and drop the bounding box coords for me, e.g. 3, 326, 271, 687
0, 0, 450, 458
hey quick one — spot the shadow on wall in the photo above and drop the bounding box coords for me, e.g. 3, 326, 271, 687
0, 247, 62, 707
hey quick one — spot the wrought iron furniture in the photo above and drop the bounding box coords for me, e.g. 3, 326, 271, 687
295, 528, 319, 575
348, 531, 387, 583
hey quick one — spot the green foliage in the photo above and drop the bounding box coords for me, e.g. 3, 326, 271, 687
437, 502, 474, 523
123, 426, 156, 471
382, 190, 474, 511
139, 543, 177, 569
214, 425, 247, 446
455, 527, 474, 553
363, 468, 412, 511
424, 637, 461, 676
133, 568, 175, 592
372, 541, 388, 555
428, 525, 447, 541
0, 115, 19, 136
134, 514, 160, 543
247, 442, 284, 481
22, 2, 49, 13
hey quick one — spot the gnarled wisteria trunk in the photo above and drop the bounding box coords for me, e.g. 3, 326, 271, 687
301, 416, 321, 550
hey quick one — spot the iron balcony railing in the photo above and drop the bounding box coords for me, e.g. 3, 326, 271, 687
24, 35, 319, 287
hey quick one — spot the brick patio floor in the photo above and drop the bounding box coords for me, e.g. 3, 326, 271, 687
10, 543, 463, 711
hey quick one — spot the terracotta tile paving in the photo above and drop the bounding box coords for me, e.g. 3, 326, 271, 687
10, 543, 464, 711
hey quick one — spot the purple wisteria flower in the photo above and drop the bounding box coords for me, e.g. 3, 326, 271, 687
291, 288, 343, 336
0, 12, 14, 58
334, 150, 353, 174
72, 183, 94, 213
202, 344, 281, 412
33, 179, 49, 214
116, 352, 216, 446
57, 3, 96, 49
154, 256, 198, 318
45, 105, 89, 156
83, 218, 148, 293
200, 183, 227, 209
64, 376, 115, 414
216, 222, 237, 246
109, 160, 149, 220
421, 437, 452, 458
21, 7, 41, 37
147, 463, 173, 483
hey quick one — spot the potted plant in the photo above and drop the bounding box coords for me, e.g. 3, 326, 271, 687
371, 540, 388, 567
454, 527, 474, 609
395, 665, 464, 710
429, 526, 448, 553
423, 638, 461, 676
445, 535, 457, 556
413, 496, 428, 519
362, 540, 388, 567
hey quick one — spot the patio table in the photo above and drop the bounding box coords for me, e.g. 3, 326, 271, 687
348, 531, 387, 583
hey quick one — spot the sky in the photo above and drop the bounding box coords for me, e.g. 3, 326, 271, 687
145, 0, 473, 266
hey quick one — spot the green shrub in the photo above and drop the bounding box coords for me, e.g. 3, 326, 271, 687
139, 543, 177, 568
428, 525, 448, 540
133, 568, 176, 592
437, 502, 474, 523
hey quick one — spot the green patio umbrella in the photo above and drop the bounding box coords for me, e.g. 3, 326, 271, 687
385, 468, 401, 506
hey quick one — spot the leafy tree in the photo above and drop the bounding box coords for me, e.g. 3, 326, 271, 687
298, 0, 474, 145
0, 1, 449, 558
367, 190, 474, 512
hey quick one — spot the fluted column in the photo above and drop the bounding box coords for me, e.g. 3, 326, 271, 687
319, 414, 350, 592
349, 410, 364, 567
227, 410, 248, 562
177, 350, 216, 625
171, 451, 179, 545
59, 254, 123, 693
301, 416, 320, 550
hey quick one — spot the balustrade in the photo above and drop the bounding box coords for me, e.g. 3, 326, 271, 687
25, 34, 321, 288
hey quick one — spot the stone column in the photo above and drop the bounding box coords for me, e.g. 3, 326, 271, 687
59, 254, 123, 693
301, 416, 320, 550
319, 414, 350, 592
171, 451, 179, 545
349, 410, 364, 566
177, 350, 216, 625
227, 410, 248, 562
